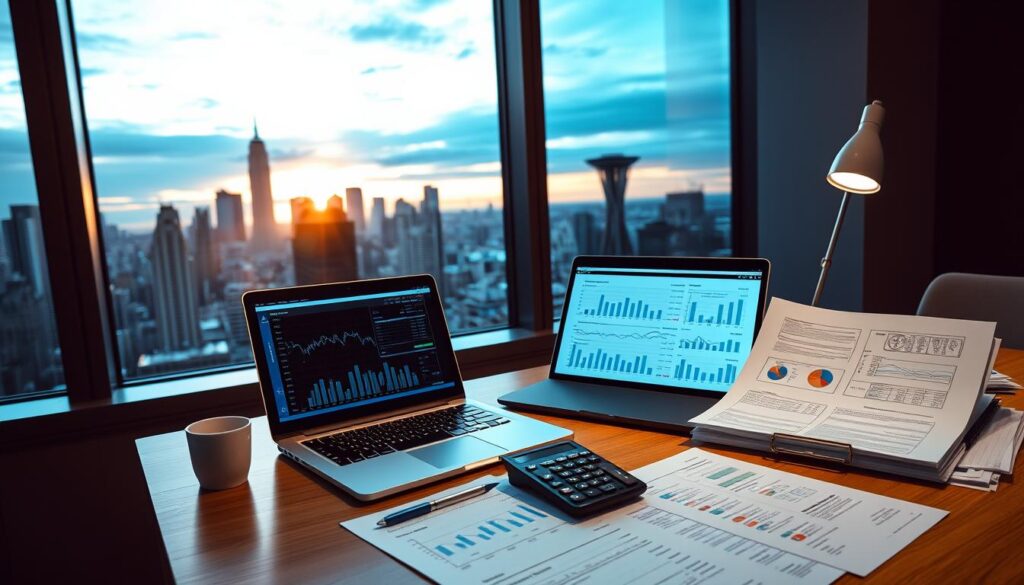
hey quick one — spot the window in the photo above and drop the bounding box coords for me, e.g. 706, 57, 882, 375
71, 0, 508, 381
0, 0, 66, 399
541, 0, 733, 317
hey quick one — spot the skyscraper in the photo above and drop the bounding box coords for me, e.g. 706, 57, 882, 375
290, 196, 315, 235
2, 205, 50, 298
292, 205, 358, 285
587, 153, 639, 255
345, 187, 365, 233
215, 189, 246, 242
149, 205, 201, 351
420, 186, 444, 292
248, 122, 278, 250
572, 211, 601, 255
368, 196, 386, 240
327, 194, 345, 215
191, 206, 218, 305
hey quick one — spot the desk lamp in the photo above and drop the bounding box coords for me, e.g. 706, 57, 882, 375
811, 100, 885, 306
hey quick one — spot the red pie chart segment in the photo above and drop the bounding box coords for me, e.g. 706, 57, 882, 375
807, 369, 834, 388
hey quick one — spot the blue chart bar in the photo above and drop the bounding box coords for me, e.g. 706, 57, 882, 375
306, 360, 422, 408
679, 336, 740, 353
673, 358, 737, 385
433, 505, 549, 559
564, 343, 653, 375
686, 298, 744, 326
582, 294, 664, 321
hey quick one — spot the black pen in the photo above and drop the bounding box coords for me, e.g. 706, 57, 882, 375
377, 482, 500, 527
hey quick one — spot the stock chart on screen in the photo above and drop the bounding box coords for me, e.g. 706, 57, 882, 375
554, 267, 761, 393
255, 288, 456, 422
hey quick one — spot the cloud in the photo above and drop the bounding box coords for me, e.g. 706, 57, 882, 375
456, 47, 475, 60
406, 0, 448, 10
195, 97, 218, 109
0, 79, 21, 94
170, 31, 218, 42
348, 17, 444, 47
75, 32, 131, 51
543, 44, 608, 59
79, 66, 105, 78
360, 64, 402, 75
268, 147, 315, 162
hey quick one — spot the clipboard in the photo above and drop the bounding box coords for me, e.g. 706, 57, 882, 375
769, 433, 854, 466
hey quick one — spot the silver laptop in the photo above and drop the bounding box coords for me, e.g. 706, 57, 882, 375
499, 256, 770, 431
243, 275, 571, 501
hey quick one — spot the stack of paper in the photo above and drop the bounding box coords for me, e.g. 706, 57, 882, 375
950, 405, 1024, 491
987, 370, 1023, 393
690, 298, 1000, 483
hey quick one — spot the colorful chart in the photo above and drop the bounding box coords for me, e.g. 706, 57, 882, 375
767, 364, 788, 380
807, 369, 834, 388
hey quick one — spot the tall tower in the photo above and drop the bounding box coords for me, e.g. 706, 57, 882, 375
292, 205, 357, 285
149, 205, 201, 351
345, 188, 365, 234
368, 197, 386, 240
248, 121, 278, 251
215, 189, 246, 242
420, 185, 444, 293
191, 206, 218, 305
586, 154, 639, 255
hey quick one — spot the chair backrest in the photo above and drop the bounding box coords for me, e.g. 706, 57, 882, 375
917, 272, 1024, 348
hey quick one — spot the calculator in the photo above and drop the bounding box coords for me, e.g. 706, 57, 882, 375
501, 441, 646, 518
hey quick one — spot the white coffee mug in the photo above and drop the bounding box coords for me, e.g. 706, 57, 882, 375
185, 416, 252, 490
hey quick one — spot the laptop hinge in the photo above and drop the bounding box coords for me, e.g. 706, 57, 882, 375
300, 397, 463, 436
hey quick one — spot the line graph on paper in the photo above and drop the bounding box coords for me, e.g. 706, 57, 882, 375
856, 355, 956, 388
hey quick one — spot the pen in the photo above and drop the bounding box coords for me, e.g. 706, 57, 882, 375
377, 482, 500, 527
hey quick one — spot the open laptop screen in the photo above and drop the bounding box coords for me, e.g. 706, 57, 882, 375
251, 286, 459, 423
552, 262, 767, 394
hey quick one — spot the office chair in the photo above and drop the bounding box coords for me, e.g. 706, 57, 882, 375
917, 272, 1024, 348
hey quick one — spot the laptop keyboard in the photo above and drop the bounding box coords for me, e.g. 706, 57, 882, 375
301, 404, 510, 466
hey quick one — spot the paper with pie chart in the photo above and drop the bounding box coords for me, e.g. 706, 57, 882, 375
758, 357, 845, 393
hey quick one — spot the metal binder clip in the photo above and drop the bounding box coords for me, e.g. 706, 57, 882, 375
769, 433, 854, 465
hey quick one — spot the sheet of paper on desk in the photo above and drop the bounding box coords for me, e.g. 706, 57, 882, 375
341, 475, 845, 585
957, 407, 1024, 474
633, 449, 947, 577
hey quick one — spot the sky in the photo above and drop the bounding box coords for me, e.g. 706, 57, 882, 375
0, 0, 731, 232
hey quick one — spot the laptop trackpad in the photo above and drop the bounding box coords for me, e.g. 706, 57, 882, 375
409, 436, 505, 469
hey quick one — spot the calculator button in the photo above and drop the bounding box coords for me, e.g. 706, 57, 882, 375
563, 462, 576, 469
540, 473, 554, 481
580, 473, 593, 480
550, 480, 564, 487
601, 476, 614, 484
583, 464, 596, 471
569, 493, 586, 502
579, 450, 591, 456
600, 464, 639, 486
592, 469, 605, 476
526, 464, 537, 471
541, 460, 556, 466
558, 471, 573, 478
555, 456, 568, 462
588, 456, 600, 462
559, 487, 574, 495
567, 453, 580, 459
600, 483, 617, 493
549, 465, 564, 472
575, 482, 589, 490
584, 488, 602, 497
567, 476, 581, 483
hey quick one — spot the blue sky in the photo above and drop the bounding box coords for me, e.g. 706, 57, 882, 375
0, 0, 730, 232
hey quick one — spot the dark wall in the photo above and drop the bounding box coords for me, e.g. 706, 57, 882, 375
755, 0, 869, 311
933, 0, 1024, 277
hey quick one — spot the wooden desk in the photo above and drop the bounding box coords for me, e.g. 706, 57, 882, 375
137, 349, 1024, 584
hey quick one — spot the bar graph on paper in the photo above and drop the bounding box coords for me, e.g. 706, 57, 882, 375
394, 490, 558, 568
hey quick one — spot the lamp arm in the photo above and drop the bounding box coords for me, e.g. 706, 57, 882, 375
811, 191, 851, 307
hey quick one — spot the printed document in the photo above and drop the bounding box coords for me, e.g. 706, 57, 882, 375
635, 449, 946, 577
690, 298, 997, 473
343, 474, 845, 585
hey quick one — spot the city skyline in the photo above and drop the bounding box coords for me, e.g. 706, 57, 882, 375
0, 0, 730, 232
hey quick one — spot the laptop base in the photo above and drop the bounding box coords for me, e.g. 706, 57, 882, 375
498, 379, 720, 433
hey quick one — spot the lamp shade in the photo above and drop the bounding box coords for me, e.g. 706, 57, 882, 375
826, 100, 885, 194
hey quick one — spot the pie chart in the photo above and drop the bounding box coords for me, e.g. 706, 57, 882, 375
767, 364, 788, 380
807, 369, 834, 388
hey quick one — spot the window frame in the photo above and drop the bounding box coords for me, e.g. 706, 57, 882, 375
2, 0, 744, 411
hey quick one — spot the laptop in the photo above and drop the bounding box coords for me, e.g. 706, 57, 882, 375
499, 256, 770, 431
242, 275, 572, 501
